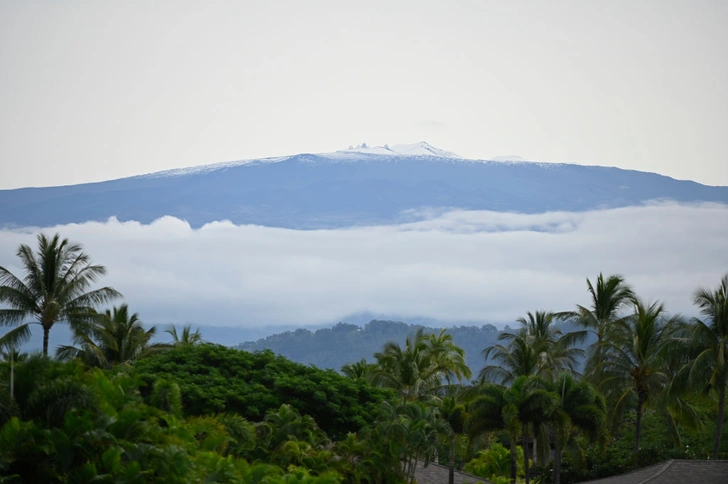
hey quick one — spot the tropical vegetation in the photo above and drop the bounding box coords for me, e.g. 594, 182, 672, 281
1, 233, 727, 483
0, 233, 121, 355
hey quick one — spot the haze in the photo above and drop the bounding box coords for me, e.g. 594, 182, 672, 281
1, 203, 726, 330
1, 1, 727, 188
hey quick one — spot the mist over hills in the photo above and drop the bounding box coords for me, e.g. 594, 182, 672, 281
234, 318, 593, 376
2, 143, 726, 347
2, 143, 726, 230
235, 319, 503, 375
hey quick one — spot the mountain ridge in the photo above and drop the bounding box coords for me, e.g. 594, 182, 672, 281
233, 318, 593, 375
234, 319, 502, 374
2, 146, 727, 230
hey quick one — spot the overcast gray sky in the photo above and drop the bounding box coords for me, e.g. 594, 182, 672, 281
1, 0, 727, 188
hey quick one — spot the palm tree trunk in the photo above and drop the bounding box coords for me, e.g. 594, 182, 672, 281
42, 325, 50, 356
510, 437, 518, 484
9, 351, 14, 399
635, 392, 644, 456
449, 436, 455, 484
714, 381, 726, 459
553, 445, 562, 484
523, 432, 531, 484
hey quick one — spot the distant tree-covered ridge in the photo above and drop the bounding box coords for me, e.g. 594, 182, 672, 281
235, 319, 503, 374
240, 319, 588, 375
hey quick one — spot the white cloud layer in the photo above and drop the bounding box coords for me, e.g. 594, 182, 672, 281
1, 202, 726, 329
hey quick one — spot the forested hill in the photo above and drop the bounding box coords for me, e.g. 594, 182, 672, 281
234, 320, 503, 374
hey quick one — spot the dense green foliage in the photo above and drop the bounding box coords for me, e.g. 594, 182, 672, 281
464, 442, 524, 484
0, 355, 361, 483
2, 234, 728, 484
131, 344, 392, 438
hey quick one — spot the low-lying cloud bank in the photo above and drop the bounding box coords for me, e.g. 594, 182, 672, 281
1, 202, 726, 329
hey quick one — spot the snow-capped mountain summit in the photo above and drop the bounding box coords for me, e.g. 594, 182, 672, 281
1, 145, 726, 230
489, 155, 526, 162
335, 141, 461, 158
138, 142, 461, 178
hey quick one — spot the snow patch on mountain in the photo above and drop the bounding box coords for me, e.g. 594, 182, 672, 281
137, 143, 555, 180
489, 155, 526, 162
334, 141, 461, 158
136, 142, 463, 179
136, 155, 289, 179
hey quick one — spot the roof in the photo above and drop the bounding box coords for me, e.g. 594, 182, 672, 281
414, 461, 493, 484
577, 459, 728, 484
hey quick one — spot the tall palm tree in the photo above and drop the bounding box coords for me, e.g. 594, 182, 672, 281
57, 304, 167, 368
567, 273, 635, 344
466, 384, 515, 482
467, 376, 558, 484
515, 310, 586, 380
550, 373, 606, 484
594, 299, 674, 453
684, 273, 728, 459
0, 347, 26, 401
0, 233, 121, 356
480, 311, 585, 385
480, 328, 539, 385
654, 318, 705, 448
372, 328, 471, 401
427, 328, 472, 385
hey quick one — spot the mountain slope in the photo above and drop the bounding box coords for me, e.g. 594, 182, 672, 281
235, 320, 503, 374
233, 319, 592, 375
2, 145, 726, 229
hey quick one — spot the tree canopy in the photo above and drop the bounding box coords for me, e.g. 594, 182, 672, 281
131, 343, 392, 438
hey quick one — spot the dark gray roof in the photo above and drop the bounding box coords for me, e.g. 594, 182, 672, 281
577, 459, 728, 484
414, 461, 493, 484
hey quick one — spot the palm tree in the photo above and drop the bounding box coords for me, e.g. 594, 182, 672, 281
480, 311, 585, 385
258, 404, 327, 455
0, 233, 121, 356
567, 273, 635, 344
684, 273, 728, 459
427, 329, 472, 385
467, 376, 558, 484
654, 318, 705, 448
372, 328, 471, 401
594, 299, 674, 453
0, 347, 26, 401
366, 400, 448, 484
341, 358, 374, 381
166, 324, 204, 346
57, 304, 167, 368
516, 310, 586, 380
480, 328, 539, 385
550, 373, 606, 484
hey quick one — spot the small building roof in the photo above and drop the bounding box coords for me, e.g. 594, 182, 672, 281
577, 459, 728, 484
414, 461, 494, 484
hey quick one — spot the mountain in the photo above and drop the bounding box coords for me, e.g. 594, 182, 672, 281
235, 319, 503, 374
2, 142, 726, 229
234, 318, 593, 375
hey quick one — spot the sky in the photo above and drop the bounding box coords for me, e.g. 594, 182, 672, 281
1, 1, 727, 342
1, 0, 727, 189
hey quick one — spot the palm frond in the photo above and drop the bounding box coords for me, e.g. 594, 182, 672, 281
0, 324, 32, 350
